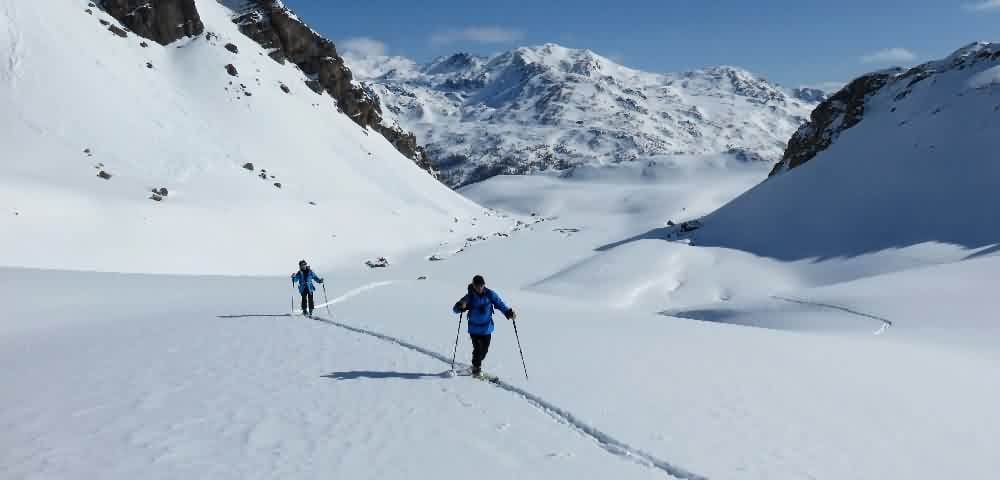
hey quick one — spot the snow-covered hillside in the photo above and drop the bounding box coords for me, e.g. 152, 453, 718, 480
347, 44, 820, 186
4, 155, 998, 479
692, 42, 1000, 260
0, 0, 497, 274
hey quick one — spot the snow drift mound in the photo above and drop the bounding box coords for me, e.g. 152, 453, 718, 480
694, 42, 1000, 260
0, 0, 484, 274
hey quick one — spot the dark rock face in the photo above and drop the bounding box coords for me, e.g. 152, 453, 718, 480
770, 71, 899, 176
224, 43, 239, 54
99, 0, 204, 45
108, 24, 128, 37
772, 42, 1000, 177
231, 1, 436, 176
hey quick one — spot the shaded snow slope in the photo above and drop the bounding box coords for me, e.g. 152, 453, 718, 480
692, 42, 1000, 260
347, 44, 818, 186
0, 0, 490, 274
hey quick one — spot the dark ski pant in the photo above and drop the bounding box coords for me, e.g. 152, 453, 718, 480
300, 290, 314, 314
470, 334, 492, 369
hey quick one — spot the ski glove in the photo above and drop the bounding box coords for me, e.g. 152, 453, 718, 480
317, 278, 324, 283
504, 308, 517, 321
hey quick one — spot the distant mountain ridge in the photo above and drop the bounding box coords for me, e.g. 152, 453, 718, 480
347, 44, 823, 186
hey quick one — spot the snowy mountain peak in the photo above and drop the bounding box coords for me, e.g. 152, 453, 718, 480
348, 45, 818, 186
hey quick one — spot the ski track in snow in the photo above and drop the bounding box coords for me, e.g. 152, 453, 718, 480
235, 281, 707, 479
310, 281, 397, 311
307, 314, 706, 480
770, 295, 893, 334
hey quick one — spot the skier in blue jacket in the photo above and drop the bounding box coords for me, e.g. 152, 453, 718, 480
452, 275, 516, 376
291, 260, 324, 316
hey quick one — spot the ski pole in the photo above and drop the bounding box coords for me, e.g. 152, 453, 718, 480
512, 317, 529, 381
321, 283, 332, 317
450, 312, 463, 372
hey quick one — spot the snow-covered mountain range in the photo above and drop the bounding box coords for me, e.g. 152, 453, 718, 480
348, 44, 824, 186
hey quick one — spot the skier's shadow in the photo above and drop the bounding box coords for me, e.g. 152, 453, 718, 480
322, 370, 452, 381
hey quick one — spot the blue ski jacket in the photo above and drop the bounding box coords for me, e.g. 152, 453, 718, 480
291, 268, 324, 294
452, 285, 512, 335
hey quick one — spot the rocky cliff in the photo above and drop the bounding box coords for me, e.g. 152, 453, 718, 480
770, 42, 1000, 177
100, 0, 204, 45
99, 0, 435, 176
230, 0, 435, 175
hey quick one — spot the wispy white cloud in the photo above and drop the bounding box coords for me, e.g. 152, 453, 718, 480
340, 37, 387, 58
964, 0, 1000, 11
429, 27, 524, 47
860, 48, 917, 65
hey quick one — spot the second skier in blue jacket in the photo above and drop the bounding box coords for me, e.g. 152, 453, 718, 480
452, 275, 516, 376
292, 259, 324, 316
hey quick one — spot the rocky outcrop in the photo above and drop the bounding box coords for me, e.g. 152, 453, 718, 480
99, 0, 204, 45
771, 42, 999, 177
231, 1, 436, 176
770, 71, 899, 176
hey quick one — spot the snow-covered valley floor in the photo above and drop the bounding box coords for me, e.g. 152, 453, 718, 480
3, 160, 998, 479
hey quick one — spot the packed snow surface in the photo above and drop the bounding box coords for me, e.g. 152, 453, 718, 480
2, 2, 998, 479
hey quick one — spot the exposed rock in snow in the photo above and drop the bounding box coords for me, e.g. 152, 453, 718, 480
772, 42, 999, 177
99, 0, 204, 45
699, 42, 1000, 260
228, 0, 436, 175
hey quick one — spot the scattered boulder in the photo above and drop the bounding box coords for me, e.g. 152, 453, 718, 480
428, 254, 445, 262
97, 170, 112, 180
99, 19, 110, 26
273, 182, 282, 189
83, 148, 92, 156
85, 9, 93, 15
140, 41, 149, 48
108, 25, 128, 38
417, 276, 428, 280
153, 187, 168, 196
680, 220, 703, 233
225, 64, 238, 76
242, 162, 254, 171
280, 84, 290, 94
308, 201, 317, 206
365, 257, 390, 268
205, 31, 218, 41
224, 43, 239, 54
146, 62, 153, 69
99, 0, 204, 46
149, 193, 163, 201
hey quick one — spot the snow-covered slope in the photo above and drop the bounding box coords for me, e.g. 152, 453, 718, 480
691, 42, 1000, 260
4, 154, 998, 479
0, 0, 497, 274
347, 44, 819, 186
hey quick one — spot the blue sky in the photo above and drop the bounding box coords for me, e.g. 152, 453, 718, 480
281, 0, 1000, 89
